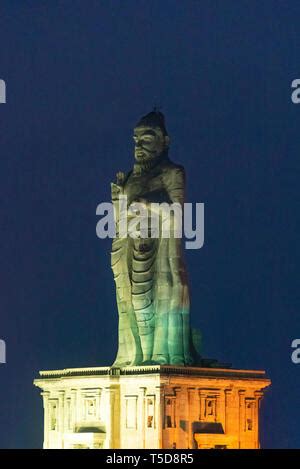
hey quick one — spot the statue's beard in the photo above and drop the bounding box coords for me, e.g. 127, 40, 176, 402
133, 149, 167, 174
134, 149, 158, 163
134, 146, 168, 163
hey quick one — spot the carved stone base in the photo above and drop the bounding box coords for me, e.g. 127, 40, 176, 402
34, 365, 270, 449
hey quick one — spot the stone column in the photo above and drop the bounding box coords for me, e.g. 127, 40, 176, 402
70, 389, 77, 432
238, 390, 246, 449
187, 387, 195, 449
254, 391, 264, 449
199, 389, 206, 421
138, 387, 146, 448
218, 389, 226, 431
41, 391, 50, 449
65, 397, 71, 433
224, 388, 233, 435
96, 388, 102, 421
58, 390, 65, 448
104, 387, 116, 449
155, 385, 164, 449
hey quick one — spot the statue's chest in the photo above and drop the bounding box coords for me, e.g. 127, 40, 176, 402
125, 173, 163, 201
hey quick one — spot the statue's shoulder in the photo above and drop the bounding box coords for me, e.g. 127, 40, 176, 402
160, 159, 186, 192
160, 158, 185, 175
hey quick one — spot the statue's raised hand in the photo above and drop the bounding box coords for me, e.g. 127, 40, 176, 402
111, 172, 125, 202
116, 171, 125, 185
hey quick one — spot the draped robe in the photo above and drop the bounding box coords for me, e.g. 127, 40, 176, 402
111, 155, 194, 366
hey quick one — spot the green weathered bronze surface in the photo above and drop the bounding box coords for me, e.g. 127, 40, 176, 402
111, 111, 197, 366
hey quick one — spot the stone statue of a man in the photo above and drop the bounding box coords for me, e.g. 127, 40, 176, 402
111, 111, 195, 366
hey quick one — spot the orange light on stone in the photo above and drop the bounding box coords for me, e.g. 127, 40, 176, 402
34, 365, 270, 449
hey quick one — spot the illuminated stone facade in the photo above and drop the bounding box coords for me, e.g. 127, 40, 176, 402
34, 365, 270, 449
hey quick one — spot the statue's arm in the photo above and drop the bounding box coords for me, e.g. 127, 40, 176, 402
163, 166, 186, 206
111, 172, 126, 227
138, 166, 185, 215
111, 171, 126, 201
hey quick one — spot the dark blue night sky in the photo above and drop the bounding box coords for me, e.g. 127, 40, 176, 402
0, 0, 299, 448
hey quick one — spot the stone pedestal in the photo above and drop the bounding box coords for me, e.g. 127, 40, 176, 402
34, 365, 270, 449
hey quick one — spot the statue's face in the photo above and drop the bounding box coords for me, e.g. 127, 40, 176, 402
133, 126, 169, 163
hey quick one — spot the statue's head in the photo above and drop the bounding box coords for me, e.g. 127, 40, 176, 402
133, 110, 170, 163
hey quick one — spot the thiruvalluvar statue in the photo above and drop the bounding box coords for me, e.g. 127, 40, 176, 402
111, 110, 198, 366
